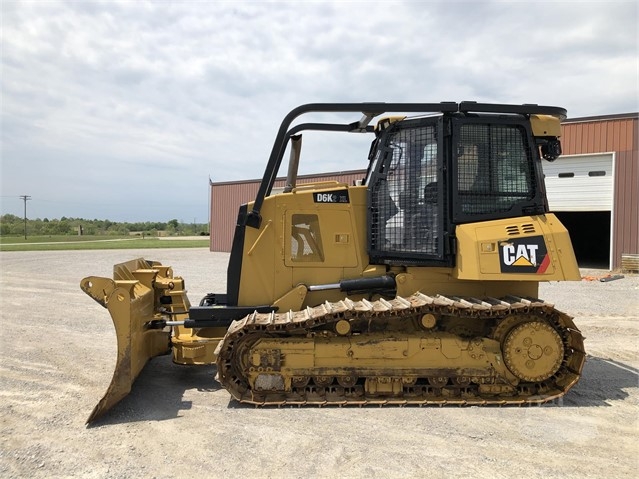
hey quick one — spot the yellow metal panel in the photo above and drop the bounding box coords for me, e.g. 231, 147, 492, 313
396, 268, 539, 299
238, 185, 372, 307
454, 214, 579, 281
531, 114, 562, 137
237, 196, 286, 306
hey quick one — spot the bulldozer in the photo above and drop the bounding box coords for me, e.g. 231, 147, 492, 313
81, 102, 586, 424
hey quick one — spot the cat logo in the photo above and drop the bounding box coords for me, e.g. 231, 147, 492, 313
499, 236, 550, 274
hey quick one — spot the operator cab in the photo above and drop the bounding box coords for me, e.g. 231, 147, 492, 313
365, 111, 550, 266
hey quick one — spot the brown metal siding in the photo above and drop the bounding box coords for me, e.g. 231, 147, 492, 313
615, 140, 639, 268
210, 182, 257, 252
210, 170, 367, 252
561, 116, 639, 268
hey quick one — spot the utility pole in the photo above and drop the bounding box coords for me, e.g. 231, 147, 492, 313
19, 195, 31, 240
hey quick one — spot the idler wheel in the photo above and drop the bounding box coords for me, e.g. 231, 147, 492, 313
502, 321, 564, 382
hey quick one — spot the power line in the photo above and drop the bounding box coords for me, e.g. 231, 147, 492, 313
19, 195, 31, 239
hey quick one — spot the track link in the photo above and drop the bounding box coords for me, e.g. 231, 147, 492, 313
215, 293, 586, 406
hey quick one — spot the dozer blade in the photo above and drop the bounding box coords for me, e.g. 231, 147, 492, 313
80, 259, 189, 424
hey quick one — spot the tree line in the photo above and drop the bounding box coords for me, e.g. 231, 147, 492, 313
0, 214, 209, 237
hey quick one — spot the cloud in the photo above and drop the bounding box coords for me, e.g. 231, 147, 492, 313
1, 0, 637, 221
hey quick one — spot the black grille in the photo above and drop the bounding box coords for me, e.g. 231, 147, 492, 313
370, 123, 440, 258
457, 123, 534, 216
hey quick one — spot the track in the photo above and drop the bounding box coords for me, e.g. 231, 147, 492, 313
215, 293, 586, 406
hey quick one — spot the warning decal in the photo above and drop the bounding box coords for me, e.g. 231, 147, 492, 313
499, 236, 550, 274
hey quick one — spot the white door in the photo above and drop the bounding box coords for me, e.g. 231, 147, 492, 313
542, 153, 614, 211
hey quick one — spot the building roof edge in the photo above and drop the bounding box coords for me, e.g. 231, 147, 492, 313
564, 112, 638, 123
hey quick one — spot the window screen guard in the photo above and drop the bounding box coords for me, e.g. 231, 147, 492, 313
369, 119, 445, 263
453, 118, 540, 223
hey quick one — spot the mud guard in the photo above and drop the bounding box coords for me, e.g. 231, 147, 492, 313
80, 259, 189, 424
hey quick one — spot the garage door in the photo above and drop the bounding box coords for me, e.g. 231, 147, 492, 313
542, 153, 614, 211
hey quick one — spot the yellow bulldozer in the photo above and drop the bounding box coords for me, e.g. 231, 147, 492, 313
81, 102, 585, 423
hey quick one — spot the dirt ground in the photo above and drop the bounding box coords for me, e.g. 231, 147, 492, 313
1, 249, 637, 479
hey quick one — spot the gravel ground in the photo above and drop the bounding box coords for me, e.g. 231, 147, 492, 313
1, 249, 637, 479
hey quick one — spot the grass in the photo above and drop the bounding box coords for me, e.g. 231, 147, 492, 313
0, 235, 210, 251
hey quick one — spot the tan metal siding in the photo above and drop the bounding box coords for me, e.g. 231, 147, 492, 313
562, 118, 636, 154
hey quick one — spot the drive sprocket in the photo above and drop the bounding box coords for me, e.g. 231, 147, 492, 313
502, 320, 564, 382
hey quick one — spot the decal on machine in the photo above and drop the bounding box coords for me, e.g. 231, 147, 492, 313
499, 235, 550, 274
313, 190, 350, 204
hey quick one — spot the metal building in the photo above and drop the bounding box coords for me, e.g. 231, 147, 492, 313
209, 112, 638, 270
552, 113, 638, 269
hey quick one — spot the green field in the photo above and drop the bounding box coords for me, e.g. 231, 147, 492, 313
0, 235, 209, 251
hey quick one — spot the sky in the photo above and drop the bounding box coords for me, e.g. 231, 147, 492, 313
1, 1, 637, 223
